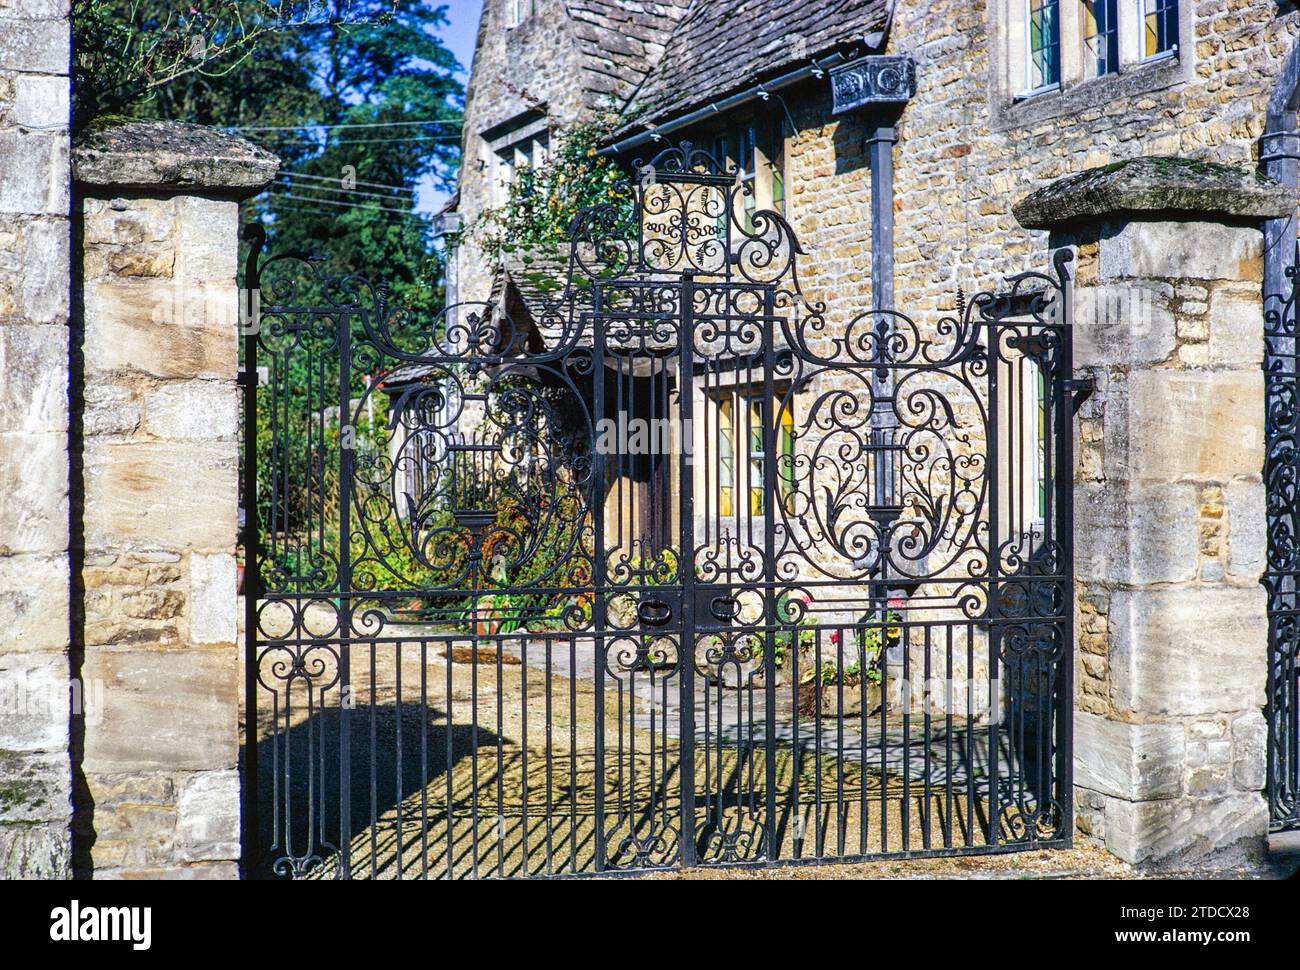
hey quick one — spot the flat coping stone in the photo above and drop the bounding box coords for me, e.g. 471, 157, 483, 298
1013, 156, 1293, 230
73, 121, 279, 197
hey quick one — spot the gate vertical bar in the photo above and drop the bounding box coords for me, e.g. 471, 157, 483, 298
1054, 254, 1075, 844
986, 308, 1001, 848
678, 273, 698, 868
240, 226, 263, 876
761, 285, 778, 862
337, 308, 353, 879
592, 284, 608, 872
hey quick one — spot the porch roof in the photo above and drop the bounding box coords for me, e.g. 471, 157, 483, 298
616, 0, 890, 136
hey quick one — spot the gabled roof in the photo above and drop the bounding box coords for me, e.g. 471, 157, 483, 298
567, 0, 693, 108
624, 0, 891, 127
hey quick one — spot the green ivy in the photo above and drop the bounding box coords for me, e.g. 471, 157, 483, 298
472, 115, 634, 252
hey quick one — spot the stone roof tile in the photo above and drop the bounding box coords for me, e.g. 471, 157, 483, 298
625, 0, 889, 125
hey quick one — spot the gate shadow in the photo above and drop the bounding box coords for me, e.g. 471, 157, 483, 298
243, 701, 503, 879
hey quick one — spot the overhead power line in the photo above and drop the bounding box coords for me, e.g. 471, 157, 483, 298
266, 202, 430, 227
227, 119, 461, 132
277, 175, 413, 203
281, 170, 415, 194
249, 134, 461, 146
270, 192, 427, 218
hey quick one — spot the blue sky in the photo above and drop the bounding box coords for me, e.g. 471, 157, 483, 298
421, 0, 484, 215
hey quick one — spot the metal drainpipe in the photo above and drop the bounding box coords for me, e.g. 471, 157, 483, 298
865, 118, 901, 648
1262, 42, 1300, 304
865, 121, 898, 513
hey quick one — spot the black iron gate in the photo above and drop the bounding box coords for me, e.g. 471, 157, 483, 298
241, 145, 1076, 878
1265, 252, 1300, 833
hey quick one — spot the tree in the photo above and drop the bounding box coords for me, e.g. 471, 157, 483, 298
71, 3, 466, 553
73, 2, 464, 315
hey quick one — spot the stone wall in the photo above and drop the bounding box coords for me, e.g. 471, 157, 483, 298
0, 0, 72, 879
1069, 215, 1270, 863
72, 122, 276, 877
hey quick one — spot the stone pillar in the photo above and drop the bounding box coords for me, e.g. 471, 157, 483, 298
0, 0, 72, 878
1015, 158, 1290, 865
72, 122, 276, 877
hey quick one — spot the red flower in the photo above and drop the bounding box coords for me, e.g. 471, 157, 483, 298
829, 632, 839, 644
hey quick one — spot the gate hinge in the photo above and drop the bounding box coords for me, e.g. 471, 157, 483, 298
1064, 377, 1096, 415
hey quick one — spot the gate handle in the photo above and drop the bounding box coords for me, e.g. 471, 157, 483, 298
637, 598, 673, 627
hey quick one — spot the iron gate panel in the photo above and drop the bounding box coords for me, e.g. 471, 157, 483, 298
242, 145, 1076, 878
1264, 253, 1300, 832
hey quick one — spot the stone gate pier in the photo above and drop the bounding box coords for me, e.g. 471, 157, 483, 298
1016, 158, 1290, 866
70, 123, 277, 877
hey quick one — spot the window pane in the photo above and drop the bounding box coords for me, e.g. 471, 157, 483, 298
1037, 366, 1047, 522
1083, 0, 1118, 77
767, 117, 786, 216
748, 397, 765, 515
778, 403, 795, 511
1029, 0, 1060, 89
719, 396, 734, 517
1144, 0, 1178, 58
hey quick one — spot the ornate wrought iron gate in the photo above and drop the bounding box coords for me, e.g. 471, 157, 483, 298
241, 145, 1076, 878
1265, 254, 1300, 833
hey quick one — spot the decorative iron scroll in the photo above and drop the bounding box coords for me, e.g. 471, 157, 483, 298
1264, 249, 1300, 832
243, 143, 1075, 879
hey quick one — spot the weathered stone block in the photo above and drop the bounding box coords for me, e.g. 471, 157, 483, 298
1110, 587, 1267, 716
83, 196, 175, 246
176, 770, 240, 862
20, 217, 70, 323
0, 129, 68, 215
142, 381, 238, 441
0, 323, 67, 432
0, 16, 69, 74
88, 772, 175, 807
1225, 479, 1266, 581
1014, 158, 1293, 231
1074, 481, 1199, 584
1207, 285, 1263, 367
175, 197, 240, 282
0, 2, 73, 20
189, 553, 237, 645
84, 279, 238, 379
0, 553, 68, 652
1102, 791, 1267, 864
89, 801, 176, 868
1231, 711, 1267, 792
82, 650, 238, 773
11, 72, 67, 129
1074, 281, 1176, 367
0, 820, 70, 879
83, 439, 236, 553
1099, 220, 1263, 283
1074, 712, 1184, 800
83, 381, 141, 436
97, 861, 238, 880
0, 430, 68, 555
74, 122, 279, 195
0, 749, 69, 824
1121, 370, 1263, 481
0, 652, 70, 752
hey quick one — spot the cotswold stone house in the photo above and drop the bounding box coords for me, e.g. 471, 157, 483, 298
445, 0, 1300, 868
